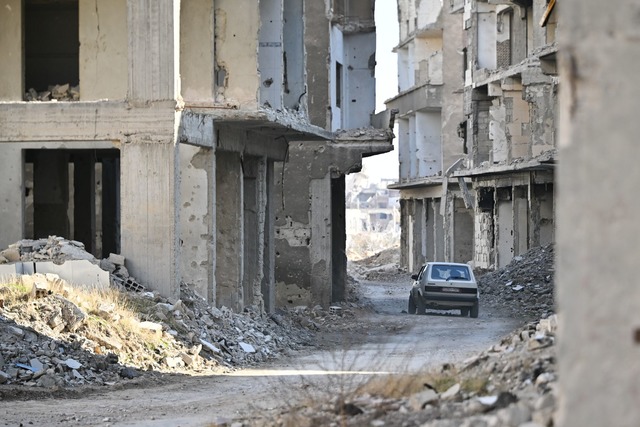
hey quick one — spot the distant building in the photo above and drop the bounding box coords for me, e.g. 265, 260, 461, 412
387, 0, 556, 272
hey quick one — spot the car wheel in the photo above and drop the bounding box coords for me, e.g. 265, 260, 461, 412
460, 308, 470, 317
416, 296, 426, 315
408, 295, 416, 314
470, 302, 479, 318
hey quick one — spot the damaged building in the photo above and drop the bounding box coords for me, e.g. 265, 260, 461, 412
387, 0, 556, 272
0, 0, 392, 312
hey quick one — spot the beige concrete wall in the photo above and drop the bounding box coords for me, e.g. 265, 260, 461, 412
215, 0, 260, 108
557, 0, 640, 425
180, 0, 215, 103
79, 0, 128, 100
0, 0, 23, 101
0, 146, 23, 248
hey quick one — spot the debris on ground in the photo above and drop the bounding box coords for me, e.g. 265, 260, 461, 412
261, 314, 558, 427
477, 244, 555, 321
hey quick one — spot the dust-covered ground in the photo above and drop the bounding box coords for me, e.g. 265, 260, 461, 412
0, 243, 556, 427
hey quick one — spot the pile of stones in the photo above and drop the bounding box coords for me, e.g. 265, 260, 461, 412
0, 273, 317, 390
0, 236, 326, 390
260, 314, 558, 427
477, 244, 555, 321
0, 236, 144, 292
24, 84, 80, 102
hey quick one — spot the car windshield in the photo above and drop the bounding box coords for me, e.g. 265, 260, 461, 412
429, 265, 471, 281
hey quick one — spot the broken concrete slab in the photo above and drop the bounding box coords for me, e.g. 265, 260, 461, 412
108, 253, 125, 266
35, 260, 109, 289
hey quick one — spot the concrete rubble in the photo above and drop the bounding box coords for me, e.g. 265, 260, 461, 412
0, 237, 368, 391
24, 84, 80, 102
477, 244, 554, 321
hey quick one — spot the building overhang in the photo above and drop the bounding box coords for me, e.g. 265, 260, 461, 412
334, 128, 395, 157
388, 176, 444, 190
183, 106, 334, 142
452, 154, 555, 179
385, 83, 443, 115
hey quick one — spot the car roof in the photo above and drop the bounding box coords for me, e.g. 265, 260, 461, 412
425, 262, 471, 268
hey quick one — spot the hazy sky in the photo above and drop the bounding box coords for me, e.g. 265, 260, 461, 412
361, 0, 400, 182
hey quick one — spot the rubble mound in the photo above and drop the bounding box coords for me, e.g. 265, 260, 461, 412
348, 245, 405, 282
262, 315, 558, 427
0, 274, 317, 392
477, 244, 555, 321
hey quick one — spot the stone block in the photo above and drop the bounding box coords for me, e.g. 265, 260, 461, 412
108, 253, 126, 266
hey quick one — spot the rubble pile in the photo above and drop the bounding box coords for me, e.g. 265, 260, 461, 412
477, 244, 555, 321
24, 84, 80, 102
262, 315, 558, 427
0, 236, 143, 292
0, 237, 324, 390
0, 273, 318, 390
348, 246, 404, 282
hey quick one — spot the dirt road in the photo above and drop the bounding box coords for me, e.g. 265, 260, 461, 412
0, 280, 520, 426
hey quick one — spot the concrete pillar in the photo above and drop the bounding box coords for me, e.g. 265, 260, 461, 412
242, 156, 267, 311
101, 156, 120, 256
33, 151, 70, 239
262, 160, 276, 313
0, 146, 23, 248
215, 151, 243, 311
331, 175, 346, 303
310, 177, 332, 307
120, 142, 177, 299
557, 1, 640, 425
0, 0, 22, 101
73, 152, 96, 254
178, 144, 216, 303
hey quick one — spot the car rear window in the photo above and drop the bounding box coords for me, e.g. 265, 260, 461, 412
429, 265, 472, 281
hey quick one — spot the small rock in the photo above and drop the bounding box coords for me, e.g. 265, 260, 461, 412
108, 253, 125, 266
239, 342, 256, 353
409, 389, 439, 410
119, 367, 139, 379
65, 359, 82, 370
441, 383, 461, 400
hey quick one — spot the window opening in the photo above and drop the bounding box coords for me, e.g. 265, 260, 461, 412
24, 0, 79, 101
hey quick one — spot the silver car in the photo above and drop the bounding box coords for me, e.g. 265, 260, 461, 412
408, 262, 479, 317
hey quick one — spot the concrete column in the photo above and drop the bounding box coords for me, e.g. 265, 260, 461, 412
101, 156, 120, 256
557, 1, 640, 425
128, 0, 179, 101
120, 142, 177, 299
331, 175, 346, 303
0, 146, 23, 248
73, 152, 96, 254
262, 160, 276, 313
310, 177, 332, 307
242, 156, 266, 311
178, 144, 216, 303
0, 0, 22, 101
33, 151, 70, 239
215, 151, 244, 311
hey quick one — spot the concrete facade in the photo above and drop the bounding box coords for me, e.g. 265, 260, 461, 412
556, 0, 640, 425
388, 0, 557, 273
387, 0, 470, 273
0, 0, 391, 312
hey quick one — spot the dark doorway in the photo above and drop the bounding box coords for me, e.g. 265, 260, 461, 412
331, 175, 346, 303
24, 149, 120, 258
